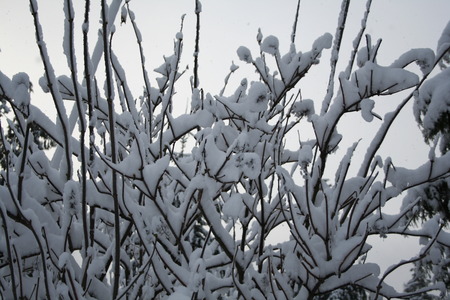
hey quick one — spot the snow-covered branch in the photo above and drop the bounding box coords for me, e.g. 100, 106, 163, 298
0, 1, 448, 299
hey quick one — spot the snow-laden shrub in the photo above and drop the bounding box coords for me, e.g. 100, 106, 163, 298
0, 1, 449, 299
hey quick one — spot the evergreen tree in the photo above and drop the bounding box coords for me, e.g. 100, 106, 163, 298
0, 89, 55, 172
314, 285, 368, 300
403, 20, 450, 298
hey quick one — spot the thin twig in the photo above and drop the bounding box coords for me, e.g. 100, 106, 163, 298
100, 0, 121, 297
291, 0, 301, 44
193, 0, 201, 89
321, 0, 351, 115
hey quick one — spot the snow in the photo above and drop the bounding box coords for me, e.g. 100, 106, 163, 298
167, 286, 191, 300
11, 72, 31, 110
1, 2, 449, 299
292, 99, 315, 120
0, 71, 13, 100
389, 48, 435, 75
298, 144, 313, 167
204, 136, 227, 174
339, 73, 360, 108
360, 98, 375, 122
356, 46, 370, 68
429, 246, 441, 264
437, 20, 450, 61
388, 151, 450, 191
414, 67, 450, 138
114, 143, 142, 178
256, 28, 263, 44
222, 193, 244, 219
58, 252, 72, 269
353, 61, 420, 96
236, 153, 261, 179
246, 81, 269, 112
261, 35, 279, 56
236, 46, 253, 63
142, 155, 170, 197
62, 0, 75, 71
312, 32, 333, 54
63, 180, 81, 218
229, 61, 239, 72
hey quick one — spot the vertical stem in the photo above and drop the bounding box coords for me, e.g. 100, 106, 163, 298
257, 176, 265, 273
238, 207, 248, 284
0, 207, 18, 300
193, 0, 201, 89
291, 0, 301, 44
64, 0, 89, 261
17, 122, 32, 205
126, 2, 153, 142
0, 126, 20, 299
101, 1, 120, 298
82, 0, 96, 263
12, 245, 24, 300
343, 0, 373, 79
158, 26, 183, 158
320, 0, 351, 115
29, 0, 72, 181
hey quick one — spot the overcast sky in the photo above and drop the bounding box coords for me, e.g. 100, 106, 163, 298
2, 1, 449, 95
1, 1, 448, 165
1, 0, 449, 293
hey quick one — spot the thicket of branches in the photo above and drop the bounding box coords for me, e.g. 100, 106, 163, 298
0, 0, 449, 299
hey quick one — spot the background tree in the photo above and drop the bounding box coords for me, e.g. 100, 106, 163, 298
314, 284, 367, 300
403, 20, 450, 298
0, 82, 55, 181
0, 1, 449, 299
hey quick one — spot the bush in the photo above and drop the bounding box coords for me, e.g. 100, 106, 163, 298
0, 1, 449, 299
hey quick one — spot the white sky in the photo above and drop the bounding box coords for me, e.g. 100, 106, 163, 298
1, 0, 449, 294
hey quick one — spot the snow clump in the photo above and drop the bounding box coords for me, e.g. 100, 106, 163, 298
437, 20, 450, 65
63, 180, 81, 218
298, 145, 313, 169
413, 67, 450, 150
360, 98, 375, 122
247, 81, 269, 112
237, 46, 253, 63
292, 99, 315, 120
12, 72, 31, 112
261, 35, 279, 55
234, 152, 261, 179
